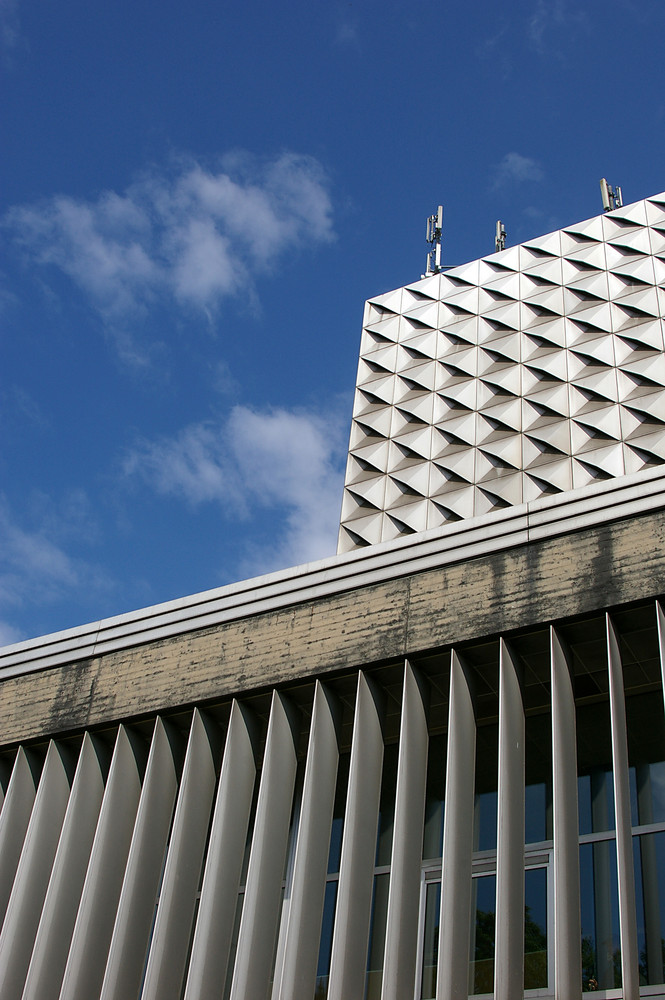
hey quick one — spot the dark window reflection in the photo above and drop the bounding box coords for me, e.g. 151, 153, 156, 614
580, 840, 621, 990
577, 700, 615, 836
419, 867, 548, 997
524, 867, 547, 989
578, 770, 615, 837
364, 873, 390, 999
474, 723, 498, 853
375, 746, 398, 867
327, 753, 349, 875
314, 881, 338, 999
469, 874, 496, 994
626, 691, 665, 827
419, 881, 440, 999
222, 891, 244, 1000
634, 832, 665, 986
422, 734, 446, 861
525, 711, 552, 845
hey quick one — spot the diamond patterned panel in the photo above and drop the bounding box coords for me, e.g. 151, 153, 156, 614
338, 193, 665, 552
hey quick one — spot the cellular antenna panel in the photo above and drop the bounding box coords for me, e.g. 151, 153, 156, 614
423, 205, 443, 278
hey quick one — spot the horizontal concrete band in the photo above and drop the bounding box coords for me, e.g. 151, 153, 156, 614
3, 464, 665, 682
1, 482, 665, 746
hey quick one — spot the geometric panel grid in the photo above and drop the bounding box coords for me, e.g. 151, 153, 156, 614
338, 192, 665, 552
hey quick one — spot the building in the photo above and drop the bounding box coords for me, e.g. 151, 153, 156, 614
339, 190, 665, 551
0, 192, 664, 1000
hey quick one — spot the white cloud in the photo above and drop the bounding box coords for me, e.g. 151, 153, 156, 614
0, 493, 107, 635
124, 403, 347, 573
0, 499, 77, 599
5, 151, 334, 324
493, 152, 544, 188
125, 422, 243, 509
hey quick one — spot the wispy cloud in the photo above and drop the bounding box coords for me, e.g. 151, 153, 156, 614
528, 0, 587, 54
0, 620, 22, 647
493, 152, 545, 189
334, 19, 360, 50
124, 403, 347, 573
476, 24, 512, 79
0, 385, 46, 430
0, 492, 107, 639
0, 0, 21, 61
4, 151, 334, 351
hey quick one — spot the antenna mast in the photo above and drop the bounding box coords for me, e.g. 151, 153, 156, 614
495, 220, 507, 252
600, 177, 623, 212
423, 205, 443, 277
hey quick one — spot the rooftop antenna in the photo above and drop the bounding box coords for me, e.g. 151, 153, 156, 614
600, 177, 623, 213
423, 205, 443, 278
495, 220, 507, 253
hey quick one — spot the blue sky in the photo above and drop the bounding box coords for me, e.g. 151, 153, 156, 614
1, 0, 664, 644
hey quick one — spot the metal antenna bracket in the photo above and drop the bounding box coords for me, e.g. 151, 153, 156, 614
600, 177, 623, 212
423, 205, 443, 278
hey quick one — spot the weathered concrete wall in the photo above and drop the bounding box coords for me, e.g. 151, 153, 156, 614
1, 509, 664, 746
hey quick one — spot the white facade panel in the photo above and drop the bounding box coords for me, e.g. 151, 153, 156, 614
339, 193, 665, 550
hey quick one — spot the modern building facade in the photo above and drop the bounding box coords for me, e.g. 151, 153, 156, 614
339, 191, 665, 551
0, 194, 665, 1000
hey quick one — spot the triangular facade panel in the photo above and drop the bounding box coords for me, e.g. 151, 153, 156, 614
339, 191, 665, 549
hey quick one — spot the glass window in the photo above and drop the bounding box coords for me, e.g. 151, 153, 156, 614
577, 701, 615, 836
419, 881, 441, 1000
422, 734, 446, 861
419, 864, 548, 997
474, 724, 498, 853
524, 867, 548, 989
525, 782, 547, 846
578, 770, 615, 837
365, 873, 390, 999
634, 831, 665, 986
314, 881, 338, 999
327, 753, 349, 875
626, 692, 665, 827
525, 713, 552, 845
375, 745, 398, 867
222, 891, 244, 1000
469, 873, 496, 995
470, 867, 548, 994
580, 840, 621, 990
